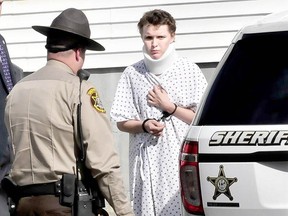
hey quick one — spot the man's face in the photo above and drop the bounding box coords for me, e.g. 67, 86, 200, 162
141, 24, 175, 60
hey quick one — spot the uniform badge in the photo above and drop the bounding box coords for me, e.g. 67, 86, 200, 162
207, 165, 237, 201
87, 88, 106, 113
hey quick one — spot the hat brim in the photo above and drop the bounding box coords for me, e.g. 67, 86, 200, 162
32, 25, 105, 51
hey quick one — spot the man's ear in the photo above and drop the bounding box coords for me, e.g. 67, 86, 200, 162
75, 48, 81, 61
75, 48, 86, 62
171, 33, 176, 43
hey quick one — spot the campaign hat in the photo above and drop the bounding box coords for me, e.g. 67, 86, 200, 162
32, 8, 105, 51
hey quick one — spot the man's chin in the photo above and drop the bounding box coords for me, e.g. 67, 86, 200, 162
150, 54, 162, 60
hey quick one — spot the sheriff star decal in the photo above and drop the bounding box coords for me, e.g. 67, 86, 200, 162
207, 165, 237, 201
87, 88, 106, 113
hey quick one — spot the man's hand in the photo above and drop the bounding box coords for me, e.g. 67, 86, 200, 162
142, 119, 165, 136
147, 85, 176, 114
147, 85, 171, 110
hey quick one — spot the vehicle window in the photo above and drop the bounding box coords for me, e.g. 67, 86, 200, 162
198, 31, 288, 125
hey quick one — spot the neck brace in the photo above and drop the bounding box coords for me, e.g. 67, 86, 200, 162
143, 42, 178, 75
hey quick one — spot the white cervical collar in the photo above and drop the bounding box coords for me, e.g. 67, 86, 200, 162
143, 42, 178, 75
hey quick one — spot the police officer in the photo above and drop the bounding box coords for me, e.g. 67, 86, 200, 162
4, 8, 134, 216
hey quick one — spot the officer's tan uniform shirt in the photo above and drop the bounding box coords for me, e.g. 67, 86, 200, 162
4, 60, 134, 216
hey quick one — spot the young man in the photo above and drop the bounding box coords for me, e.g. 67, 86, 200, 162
110, 9, 207, 215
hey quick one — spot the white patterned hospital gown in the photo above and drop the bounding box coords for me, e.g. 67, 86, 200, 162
110, 57, 207, 216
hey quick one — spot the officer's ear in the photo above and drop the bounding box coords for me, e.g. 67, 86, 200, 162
75, 47, 86, 62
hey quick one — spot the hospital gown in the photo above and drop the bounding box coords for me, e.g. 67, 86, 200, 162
110, 57, 207, 216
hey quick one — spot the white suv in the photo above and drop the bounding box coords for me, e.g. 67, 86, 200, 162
179, 10, 288, 216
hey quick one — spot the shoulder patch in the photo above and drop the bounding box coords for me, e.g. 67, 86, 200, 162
87, 88, 106, 113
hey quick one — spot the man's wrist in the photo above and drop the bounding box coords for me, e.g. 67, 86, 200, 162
142, 119, 152, 133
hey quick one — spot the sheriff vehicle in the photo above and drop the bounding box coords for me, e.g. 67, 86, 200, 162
179, 10, 288, 216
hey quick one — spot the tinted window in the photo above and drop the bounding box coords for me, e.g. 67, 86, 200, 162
198, 31, 288, 125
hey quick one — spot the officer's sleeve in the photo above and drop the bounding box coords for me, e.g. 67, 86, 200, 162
79, 84, 134, 216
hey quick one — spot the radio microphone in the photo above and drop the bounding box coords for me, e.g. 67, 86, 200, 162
77, 69, 90, 81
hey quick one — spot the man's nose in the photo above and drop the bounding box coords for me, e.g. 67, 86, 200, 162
151, 39, 158, 47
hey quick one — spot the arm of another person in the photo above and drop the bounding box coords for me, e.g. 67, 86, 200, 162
11, 63, 24, 83
79, 85, 134, 216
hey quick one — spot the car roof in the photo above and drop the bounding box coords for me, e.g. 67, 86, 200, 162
232, 10, 288, 43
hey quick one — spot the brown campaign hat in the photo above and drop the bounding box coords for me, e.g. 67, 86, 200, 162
32, 8, 105, 51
